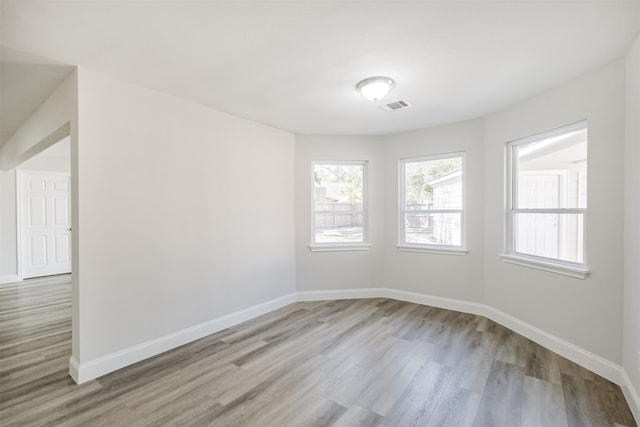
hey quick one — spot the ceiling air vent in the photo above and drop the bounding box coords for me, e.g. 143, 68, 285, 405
380, 100, 412, 112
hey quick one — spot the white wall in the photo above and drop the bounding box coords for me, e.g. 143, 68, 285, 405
624, 33, 640, 408
382, 120, 485, 303
484, 60, 626, 364
0, 170, 18, 283
19, 136, 71, 173
75, 68, 296, 367
295, 135, 385, 291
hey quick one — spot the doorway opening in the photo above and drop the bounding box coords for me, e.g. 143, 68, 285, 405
16, 135, 71, 280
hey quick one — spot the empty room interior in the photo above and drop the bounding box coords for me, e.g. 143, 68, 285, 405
1, 1, 640, 426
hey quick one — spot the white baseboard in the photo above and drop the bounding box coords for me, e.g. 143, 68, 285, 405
298, 288, 486, 317
69, 355, 80, 382
621, 369, 640, 424
296, 288, 385, 301
381, 288, 486, 317
0, 274, 20, 285
70, 292, 297, 384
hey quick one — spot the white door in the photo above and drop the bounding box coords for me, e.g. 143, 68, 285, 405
19, 171, 72, 279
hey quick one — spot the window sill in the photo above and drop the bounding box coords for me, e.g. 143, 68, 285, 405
309, 244, 371, 252
499, 253, 590, 279
397, 245, 468, 256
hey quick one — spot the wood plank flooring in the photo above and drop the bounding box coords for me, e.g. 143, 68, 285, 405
1, 275, 637, 426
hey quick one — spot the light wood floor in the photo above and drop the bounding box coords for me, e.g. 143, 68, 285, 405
1, 275, 637, 427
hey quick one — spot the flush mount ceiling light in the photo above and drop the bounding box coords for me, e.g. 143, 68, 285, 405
356, 76, 395, 101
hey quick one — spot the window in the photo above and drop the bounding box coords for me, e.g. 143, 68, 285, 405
399, 153, 466, 253
503, 121, 588, 278
311, 161, 368, 250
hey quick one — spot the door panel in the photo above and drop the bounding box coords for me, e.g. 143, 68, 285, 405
53, 197, 69, 225
54, 235, 70, 263
30, 235, 48, 265
29, 196, 47, 226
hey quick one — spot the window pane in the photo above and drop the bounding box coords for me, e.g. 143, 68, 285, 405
515, 128, 587, 209
404, 212, 461, 246
314, 164, 363, 204
404, 157, 462, 210
514, 213, 584, 263
313, 163, 365, 244
315, 213, 363, 243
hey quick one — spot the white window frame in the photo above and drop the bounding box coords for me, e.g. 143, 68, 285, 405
397, 152, 467, 255
501, 121, 589, 279
309, 160, 370, 252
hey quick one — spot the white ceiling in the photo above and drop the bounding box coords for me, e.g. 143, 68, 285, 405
1, 1, 639, 141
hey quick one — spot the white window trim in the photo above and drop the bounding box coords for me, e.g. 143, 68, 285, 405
499, 253, 590, 279
503, 120, 589, 279
309, 243, 372, 252
398, 152, 467, 255
309, 160, 369, 252
397, 244, 469, 255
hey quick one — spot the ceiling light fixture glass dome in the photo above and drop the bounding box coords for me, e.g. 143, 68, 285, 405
356, 76, 395, 101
